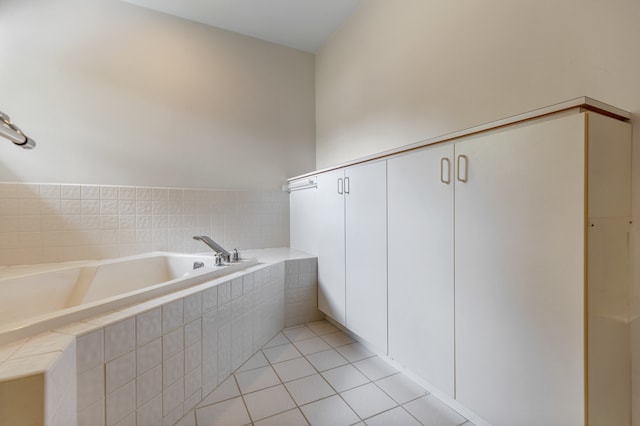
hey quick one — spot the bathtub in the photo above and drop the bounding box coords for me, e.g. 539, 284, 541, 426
0, 252, 257, 345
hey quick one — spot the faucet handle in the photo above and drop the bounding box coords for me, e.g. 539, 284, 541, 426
231, 249, 240, 263
214, 253, 224, 266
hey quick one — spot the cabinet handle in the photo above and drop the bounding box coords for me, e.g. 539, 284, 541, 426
440, 158, 451, 184
457, 155, 468, 183
337, 178, 344, 194
344, 177, 350, 194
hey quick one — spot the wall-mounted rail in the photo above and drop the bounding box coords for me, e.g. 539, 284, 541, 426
0, 110, 36, 149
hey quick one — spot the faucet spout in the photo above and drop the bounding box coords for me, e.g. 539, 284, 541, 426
193, 236, 231, 260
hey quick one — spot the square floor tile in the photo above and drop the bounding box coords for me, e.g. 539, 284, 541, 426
335, 342, 374, 363
353, 357, 397, 381
306, 349, 349, 372
263, 333, 289, 348
300, 394, 359, 426
307, 321, 338, 336
403, 395, 467, 426
293, 337, 332, 356
243, 384, 296, 421
282, 326, 317, 342
272, 357, 316, 383
341, 382, 397, 419
198, 375, 240, 408
320, 331, 356, 348
364, 406, 420, 426
235, 366, 281, 394
237, 351, 270, 373
285, 374, 335, 406
195, 396, 250, 426
321, 364, 370, 392
375, 374, 428, 405
262, 343, 302, 364
254, 408, 309, 426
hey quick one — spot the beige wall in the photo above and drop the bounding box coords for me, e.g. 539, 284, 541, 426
316, 0, 640, 423
0, 0, 315, 190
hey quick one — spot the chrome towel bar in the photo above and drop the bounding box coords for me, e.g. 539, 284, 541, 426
0, 110, 36, 149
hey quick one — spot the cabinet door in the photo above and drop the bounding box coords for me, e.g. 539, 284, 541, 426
289, 178, 318, 255
345, 161, 387, 352
317, 169, 346, 325
455, 114, 586, 425
387, 144, 455, 397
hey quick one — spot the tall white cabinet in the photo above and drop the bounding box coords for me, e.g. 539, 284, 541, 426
289, 98, 632, 426
344, 161, 387, 352
454, 114, 588, 425
388, 144, 455, 397
316, 169, 346, 325
313, 161, 388, 352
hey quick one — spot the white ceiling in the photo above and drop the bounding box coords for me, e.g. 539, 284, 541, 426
121, 0, 364, 53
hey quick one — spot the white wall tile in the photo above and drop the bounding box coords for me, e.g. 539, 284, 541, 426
106, 351, 136, 394
163, 352, 185, 388
77, 364, 105, 410
202, 287, 217, 312
81, 200, 100, 215
61, 184, 81, 200
137, 393, 162, 426
105, 319, 135, 362
77, 329, 104, 374
118, 201, 136, 216
106, 379, 135, 426
163, 403, 184, 426
136, 308, 162, 347
101, 186, 119, 200
136, 364, 162, 408
163, 327, 184, 360
185, 341, 202, 374
136, 338, 162, 375
163, 378, 184, 417
0, 183, 18, 198
78, 398, 105, 426
162, 299, 184, 334
81, 185, 100, 200
45, 340, 77, 422
136, 188, 152, 201
185, 366, 202, 399
184, 293, 202, 324
184, 319, 201, 348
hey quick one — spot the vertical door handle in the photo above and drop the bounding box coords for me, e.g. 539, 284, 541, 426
344, 177, 350, 194
337, 178, 344, 194
440, 158, 451, 184
457, 155, 468, 183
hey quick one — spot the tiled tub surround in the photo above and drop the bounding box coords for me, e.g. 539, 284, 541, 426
0, 249, 322, 426
0, 182, 289, 266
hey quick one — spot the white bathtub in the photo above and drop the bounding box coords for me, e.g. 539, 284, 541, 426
0, 252, 257, 345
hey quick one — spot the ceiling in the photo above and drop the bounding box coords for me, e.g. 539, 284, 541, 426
121, 0, 364, 53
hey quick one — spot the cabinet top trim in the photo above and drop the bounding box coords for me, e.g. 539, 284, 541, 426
288, 96, 630, 182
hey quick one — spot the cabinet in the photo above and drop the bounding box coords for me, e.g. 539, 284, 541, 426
454, 114, 589, 425
388, 144, 455, 397
316, 161, 387, 351
290, 100, 631, 426
317, 169, 346, 325
345, 161, 387, 352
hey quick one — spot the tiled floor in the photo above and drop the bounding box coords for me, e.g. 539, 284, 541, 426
188, 320, 471, 426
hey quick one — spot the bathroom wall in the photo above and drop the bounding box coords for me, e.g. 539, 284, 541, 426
0, 182, 288, 266
315, 0, 640, 423
0, 0, 315, 190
